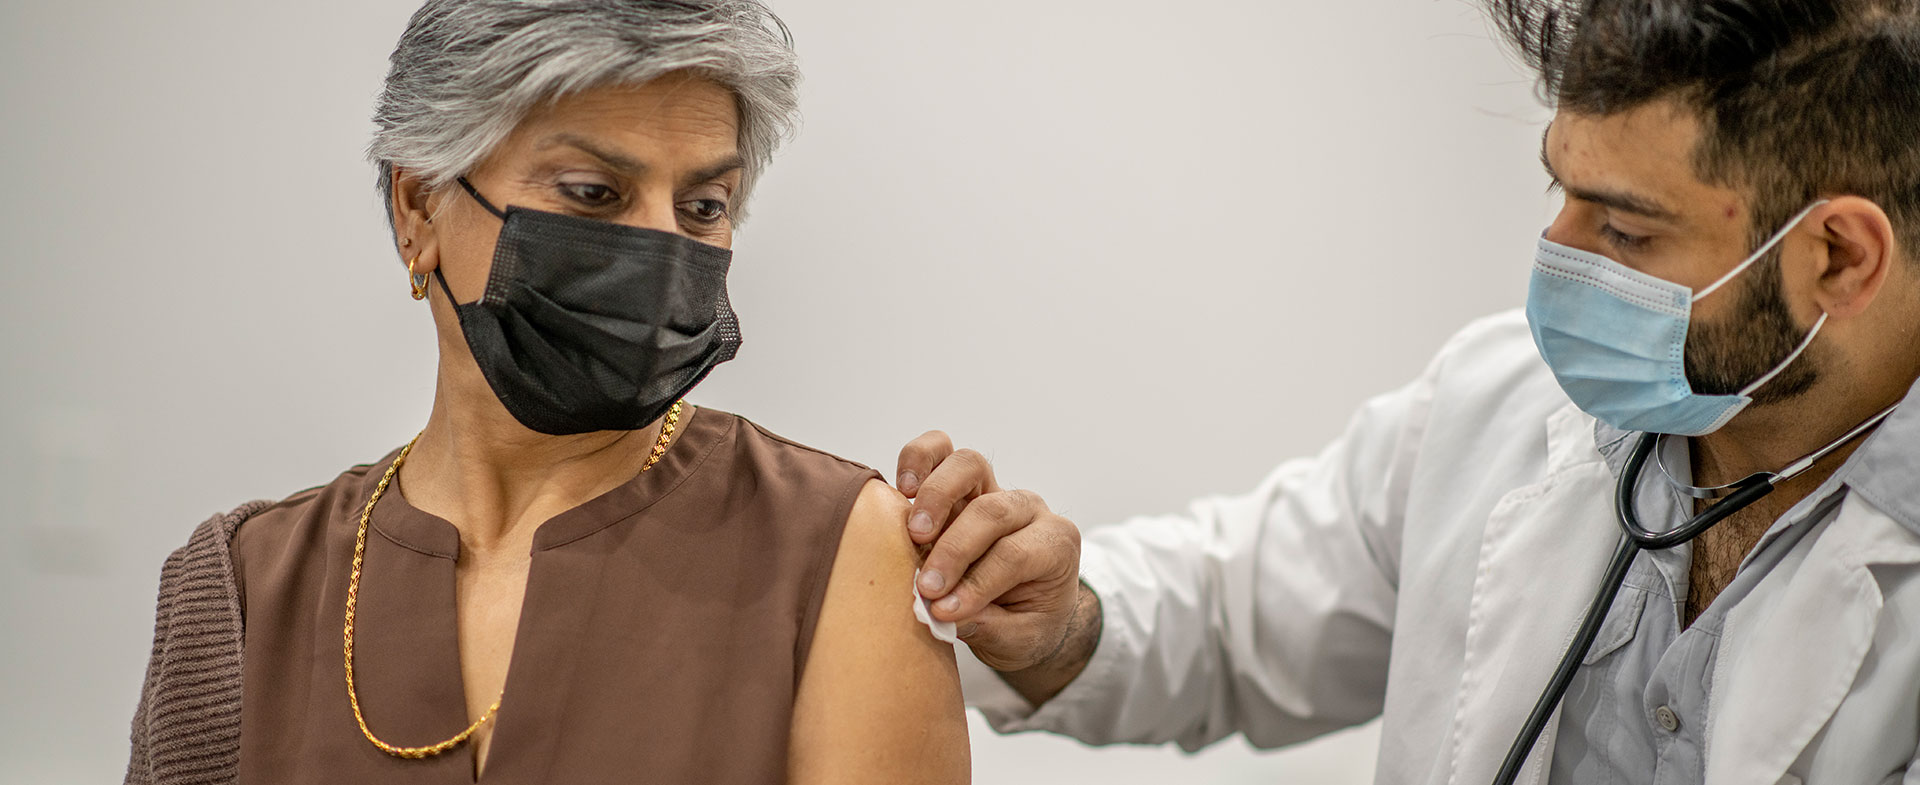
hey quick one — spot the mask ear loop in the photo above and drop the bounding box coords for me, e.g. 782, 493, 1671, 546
432, 176, 511, 306
1689, 199, 1833, 397
1737, 310, 1828, 397
432, 266, 460, 304
1695, 200, 1830, 301
455, 176, 508, 220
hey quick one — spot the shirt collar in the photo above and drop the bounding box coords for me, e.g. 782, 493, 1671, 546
1589, 374, 1920, 537
1592, 418, 1638, 477
1833, 375, 1920, 536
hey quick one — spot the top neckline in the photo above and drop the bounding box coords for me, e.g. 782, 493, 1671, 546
359, 408, 735, 560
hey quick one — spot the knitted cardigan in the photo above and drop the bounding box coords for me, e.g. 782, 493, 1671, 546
125, 501, 274, 785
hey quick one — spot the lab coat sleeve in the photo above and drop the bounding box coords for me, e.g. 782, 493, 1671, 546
968, 344, 1436, 750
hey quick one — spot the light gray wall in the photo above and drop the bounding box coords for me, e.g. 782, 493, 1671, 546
0, 1, 1554, 781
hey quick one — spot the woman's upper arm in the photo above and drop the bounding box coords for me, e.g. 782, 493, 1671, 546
789, 479, 970, 784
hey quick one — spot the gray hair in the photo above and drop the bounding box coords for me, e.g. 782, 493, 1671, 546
369, 0, 800, 230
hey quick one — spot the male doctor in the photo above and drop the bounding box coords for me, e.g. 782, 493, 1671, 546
896, 1, 1920, 782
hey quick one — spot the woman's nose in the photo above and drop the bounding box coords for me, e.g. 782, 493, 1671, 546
622, 192, 684, 236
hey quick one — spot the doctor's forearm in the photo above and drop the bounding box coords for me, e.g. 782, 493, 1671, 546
997, 581, 1103, 707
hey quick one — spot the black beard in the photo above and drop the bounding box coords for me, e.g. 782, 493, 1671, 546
1683, 251, 1819, 405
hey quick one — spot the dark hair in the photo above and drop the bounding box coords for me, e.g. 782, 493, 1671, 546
1487, 0, 1920, 260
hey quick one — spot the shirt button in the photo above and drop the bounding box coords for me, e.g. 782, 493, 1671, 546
1654, 705, 1680, 733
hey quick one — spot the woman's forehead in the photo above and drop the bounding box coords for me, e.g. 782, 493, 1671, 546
506, 77, 740, 166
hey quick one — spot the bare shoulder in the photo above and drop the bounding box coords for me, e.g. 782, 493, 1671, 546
789, 479, 970, 784
841, 478, 915, 561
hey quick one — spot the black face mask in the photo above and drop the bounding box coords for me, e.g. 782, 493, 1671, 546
434, 177, 741, 435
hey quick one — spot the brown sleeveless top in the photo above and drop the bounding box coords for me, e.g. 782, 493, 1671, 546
227, 409, 879, 783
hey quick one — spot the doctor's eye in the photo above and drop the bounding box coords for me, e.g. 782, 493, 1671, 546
557, 181, 622, 208
1599, 223, 1651, 252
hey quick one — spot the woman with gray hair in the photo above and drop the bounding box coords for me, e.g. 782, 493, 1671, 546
123, 2, 969, 783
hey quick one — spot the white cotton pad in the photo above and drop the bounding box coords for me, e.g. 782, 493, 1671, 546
912, 569, 961, 644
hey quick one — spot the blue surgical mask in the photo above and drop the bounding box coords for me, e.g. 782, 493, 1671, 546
1526, 201, 1828, 436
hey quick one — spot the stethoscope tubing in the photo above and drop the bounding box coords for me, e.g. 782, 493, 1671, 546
1491, 432, 1775, 785
1489, 403, 1896, 785
1491, 533, 1639, 785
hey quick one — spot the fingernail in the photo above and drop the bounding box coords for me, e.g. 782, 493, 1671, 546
935, 595, 961, 614
958, 623, 979, 639
908, 511, 934, 537
918, 570, 945, 593
900, 471, 920, 495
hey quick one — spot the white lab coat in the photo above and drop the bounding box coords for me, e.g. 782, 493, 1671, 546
967, 310, 1920, 785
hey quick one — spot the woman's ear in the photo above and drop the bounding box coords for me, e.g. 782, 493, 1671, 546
391, 167, 443, 277
1810, 196, 1896, 319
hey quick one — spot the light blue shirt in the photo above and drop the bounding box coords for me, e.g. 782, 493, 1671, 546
1550, 420, 1873, 783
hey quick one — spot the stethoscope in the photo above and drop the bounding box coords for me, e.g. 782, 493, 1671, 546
1491, 403, 1900, 785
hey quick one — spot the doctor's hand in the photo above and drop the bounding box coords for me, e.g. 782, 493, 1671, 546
897, 431, 1099, 706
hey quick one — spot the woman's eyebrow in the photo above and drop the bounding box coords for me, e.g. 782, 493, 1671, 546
533, 135, 740, 187
682, 152, 745, 187
537, 133, 648, 175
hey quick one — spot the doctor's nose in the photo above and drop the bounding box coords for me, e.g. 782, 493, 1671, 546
1542, 201, 1606, 257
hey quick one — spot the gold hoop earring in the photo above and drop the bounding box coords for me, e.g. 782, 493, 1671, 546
407, 256, 429, 301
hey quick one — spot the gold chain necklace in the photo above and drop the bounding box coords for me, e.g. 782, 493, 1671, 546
344, 401, 685, 758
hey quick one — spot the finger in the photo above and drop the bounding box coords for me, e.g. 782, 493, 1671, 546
932, 507, 1072, 622
895, 430, 954, 498
915, 493, 974, 559
917, 488, 1038, 601
907, 448, 1001, 546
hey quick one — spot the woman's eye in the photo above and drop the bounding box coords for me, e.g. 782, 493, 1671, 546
558, 182, 620, 207
679, 199, 729, 224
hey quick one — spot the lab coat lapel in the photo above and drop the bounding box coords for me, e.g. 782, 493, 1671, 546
1450, 403, 1619, 785
1704, 498, 1920, 785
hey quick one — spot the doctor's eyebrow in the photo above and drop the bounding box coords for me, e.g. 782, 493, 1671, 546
1539, 126, 1680, 221
1541, 127, 1563, 194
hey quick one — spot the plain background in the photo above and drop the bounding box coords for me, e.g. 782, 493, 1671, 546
0, 0, 1558, 781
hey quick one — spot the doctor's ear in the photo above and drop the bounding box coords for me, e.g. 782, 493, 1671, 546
1807, 197, 1897, 319
390, 167, 444, 277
